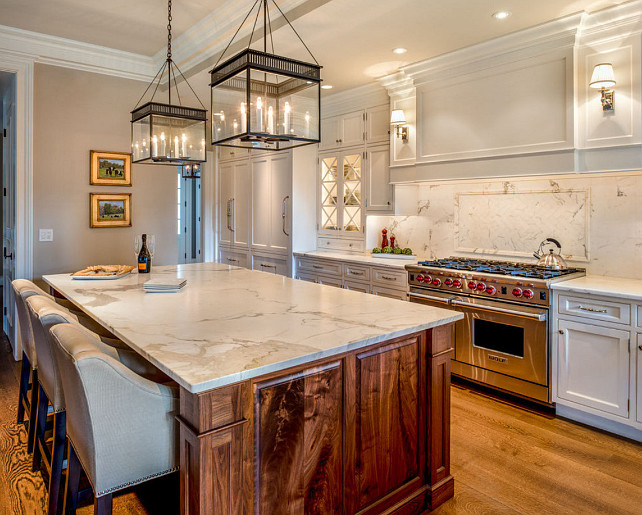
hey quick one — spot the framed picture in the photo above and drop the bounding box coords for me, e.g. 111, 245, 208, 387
90, 150, 132, 186
90, 193, 132, 228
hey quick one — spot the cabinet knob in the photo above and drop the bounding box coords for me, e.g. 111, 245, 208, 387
639, 345, 642, 351
558, 330, 564, 335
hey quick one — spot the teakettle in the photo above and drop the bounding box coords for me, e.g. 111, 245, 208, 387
533, 238, 568, 270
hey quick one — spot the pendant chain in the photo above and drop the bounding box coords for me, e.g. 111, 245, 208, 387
167, 0, 173, 61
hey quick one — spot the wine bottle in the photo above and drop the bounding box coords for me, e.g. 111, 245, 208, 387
138, 233, 151, 274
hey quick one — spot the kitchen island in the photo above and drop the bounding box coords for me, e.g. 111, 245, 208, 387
44, 263, 463, 514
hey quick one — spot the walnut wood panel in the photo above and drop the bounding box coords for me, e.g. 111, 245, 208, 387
255, 361, 343, 514
355, 337, 421, 509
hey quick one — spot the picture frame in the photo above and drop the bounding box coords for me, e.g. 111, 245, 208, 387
90, 193, 132, 228
90, 150, 132, 186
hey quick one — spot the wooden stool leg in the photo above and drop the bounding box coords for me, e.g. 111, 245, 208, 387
48, 411, 66, 515
27, 369, 39, 454
94, 494, 112, 515
17, 353, 30, 425
63, 441, 81, 515
32, 384, 48, 472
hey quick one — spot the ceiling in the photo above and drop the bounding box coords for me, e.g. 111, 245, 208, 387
0, 0, 631, 92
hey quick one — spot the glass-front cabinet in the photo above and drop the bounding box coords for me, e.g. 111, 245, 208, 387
319, 151, 363, 234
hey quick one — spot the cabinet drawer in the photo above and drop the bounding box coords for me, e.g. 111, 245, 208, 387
295, 271, 317, 283
219, 147, 248, 161
371, 268, 407, 289
343, 263, 370, 281
343, 279, 370, 293
252, 254, 288, 276
219, 248, 249, 269
296, 257, 342, 277
317, 274, 343, 288
558, 294, 630, 325
317, 236, 364, 253
371, 285, 408, 301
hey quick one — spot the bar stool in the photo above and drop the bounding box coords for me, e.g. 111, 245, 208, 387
26, 295, 169, 515
49, 323, 179, 515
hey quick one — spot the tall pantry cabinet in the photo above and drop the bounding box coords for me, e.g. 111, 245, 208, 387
217, 148, 292, 277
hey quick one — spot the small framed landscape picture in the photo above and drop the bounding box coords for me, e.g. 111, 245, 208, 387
90, 150, 132, 186
90, 193, 132, 228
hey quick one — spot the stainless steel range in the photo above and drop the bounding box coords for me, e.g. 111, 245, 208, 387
405, 257, 585, 405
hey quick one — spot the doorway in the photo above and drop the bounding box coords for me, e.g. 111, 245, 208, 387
177, 171, 202, 264
0, 71, 16, 354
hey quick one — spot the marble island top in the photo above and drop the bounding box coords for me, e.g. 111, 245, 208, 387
551, 275, 642, 301
43, 263, 462, 393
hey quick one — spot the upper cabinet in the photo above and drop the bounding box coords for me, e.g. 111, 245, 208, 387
319, 151, 364, 235
320, 110, 365, 150
365, 105, 390, 145
365, 145, 392, 212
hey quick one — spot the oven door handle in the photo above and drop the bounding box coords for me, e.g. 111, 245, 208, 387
407, 292, 455, 304
450, 299, 547, 321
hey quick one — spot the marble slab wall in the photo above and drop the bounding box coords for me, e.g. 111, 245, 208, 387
366, 171, 642, 279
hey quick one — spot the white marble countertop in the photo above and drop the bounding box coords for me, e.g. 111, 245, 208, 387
43, 263, 462, 394
551, 275, 642, 302
294, 250, 417, 270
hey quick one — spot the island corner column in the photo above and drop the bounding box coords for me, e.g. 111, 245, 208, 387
178, 324, 455, 515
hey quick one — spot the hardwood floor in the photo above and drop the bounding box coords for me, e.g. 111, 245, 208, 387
0, 332, 640, 514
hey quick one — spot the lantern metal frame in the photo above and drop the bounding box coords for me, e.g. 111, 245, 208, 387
181, 163, 201, 179
209, 0, 322, 151
131, 0, 207, 165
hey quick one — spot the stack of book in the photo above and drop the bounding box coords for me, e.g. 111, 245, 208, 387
143, 277, 187, 293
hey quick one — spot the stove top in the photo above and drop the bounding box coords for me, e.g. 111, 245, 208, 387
415, 257, 583, 280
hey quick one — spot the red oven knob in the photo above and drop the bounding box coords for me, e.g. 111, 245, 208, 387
523, 289, 534, 299
444, 278, 453, 286
424, 275, 432, 283
467, 281, 476, 290
485, 285, 496, 295
432, 278, 442, 286
512, 288, 523, 297
416, 274, 424, 283
476, 282, 486, 291
452, 279, 462, 288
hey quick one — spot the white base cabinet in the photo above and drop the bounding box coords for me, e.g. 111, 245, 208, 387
552, 290, 642, 441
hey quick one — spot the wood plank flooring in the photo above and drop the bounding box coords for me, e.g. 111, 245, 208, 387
0, 332, 640, 514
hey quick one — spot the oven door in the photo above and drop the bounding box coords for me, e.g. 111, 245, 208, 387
451, 296, 548, 386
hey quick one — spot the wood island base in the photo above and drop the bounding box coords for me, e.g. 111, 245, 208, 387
178, 324, 454, 514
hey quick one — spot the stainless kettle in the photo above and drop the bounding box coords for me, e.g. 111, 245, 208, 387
533, 238, 568, 269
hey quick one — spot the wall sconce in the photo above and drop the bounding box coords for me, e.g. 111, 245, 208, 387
181, 163, 201, 179
589, 63, 616, 111
390, 109, 409, 142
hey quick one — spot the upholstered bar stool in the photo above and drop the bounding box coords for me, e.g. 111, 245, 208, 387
49, 323, 179, 515
26, 295, 168, 515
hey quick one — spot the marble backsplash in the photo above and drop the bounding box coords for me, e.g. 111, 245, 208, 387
366, 171, 642, 278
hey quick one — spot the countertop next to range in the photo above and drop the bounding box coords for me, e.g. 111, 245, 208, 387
294, 250, 416, 270
551, 275, 642, 301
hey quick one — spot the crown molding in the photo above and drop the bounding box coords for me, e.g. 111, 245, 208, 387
0, 24, 155, 82
578, 0, 642, 44
322, 82, 388, 117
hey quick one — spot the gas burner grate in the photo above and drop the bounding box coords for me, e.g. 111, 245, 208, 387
416, 257, 584, 280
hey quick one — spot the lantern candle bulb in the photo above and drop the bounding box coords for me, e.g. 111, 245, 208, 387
174, 136, 179, 158
284, 101, 291, 134
160, 132, 166, 157
305, 111, 310, 138
240, 102, 246, 132
256, 97, 263, 132
152, 135, 158, 157
181, 134, 186, 157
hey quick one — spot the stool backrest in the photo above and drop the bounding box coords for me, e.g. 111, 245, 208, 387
11, 279, 50, 367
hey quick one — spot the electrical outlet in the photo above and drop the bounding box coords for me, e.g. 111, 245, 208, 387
39, 229, 53, 242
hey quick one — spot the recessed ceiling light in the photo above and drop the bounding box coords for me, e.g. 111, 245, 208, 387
321, 85, 333, 90
492, 10, 511, 20
392, 47, 407, 55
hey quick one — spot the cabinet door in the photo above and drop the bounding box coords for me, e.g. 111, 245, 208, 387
371, 285, 408, 301
320, 116, 340, 150
365, 146, 392, 212
233, 160, 251, 247
296, 270, 317, 283
343, 279, 370, 294
219, 247, 248, 268
252, 253, 288, 276
317, 274, 343, 288
319, 154, 340, 232
251, 156, 270, 251
218, 162, 234, 246
365, 105, 390, 145
339, 111, 364, 148
637, 334, 642, 424
269, 153, 291, 253
557, 319, 630, 418
341, 153, 363, 234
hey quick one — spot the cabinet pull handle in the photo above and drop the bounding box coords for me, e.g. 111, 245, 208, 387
312, 265, 323, 270
579, 306, 607, 313
559, 330, 565, 335
260, 263, 276, 269
282, 195, 290, 236
349, 270, 364, 276
381, 275, 396, 281
227, 257, 238, 263
639, 345, 642, 351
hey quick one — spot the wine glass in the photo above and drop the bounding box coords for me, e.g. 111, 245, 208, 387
147, 234, 156, 260
134, 235, 141, 258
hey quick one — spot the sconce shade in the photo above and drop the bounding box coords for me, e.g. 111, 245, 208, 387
589, 63, 616, 89
390, 109, 407, 126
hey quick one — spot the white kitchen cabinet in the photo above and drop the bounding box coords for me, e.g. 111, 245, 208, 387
295, 270, 317, 283
319, 151, 364, 235
218, 162, 234, 247
365, 145, 393, 213
637, 334, 642, 424
219, 247, 249, 269
557, 319, 630, 418
371, 284, 408, 301
217, 159, 250, 249
251, 152, 291, 255
320, 110, 364, 151
343, 279, 370, 293
218, 146, 251, 162
365, 105, 390, 145
251, 252, 288, 276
